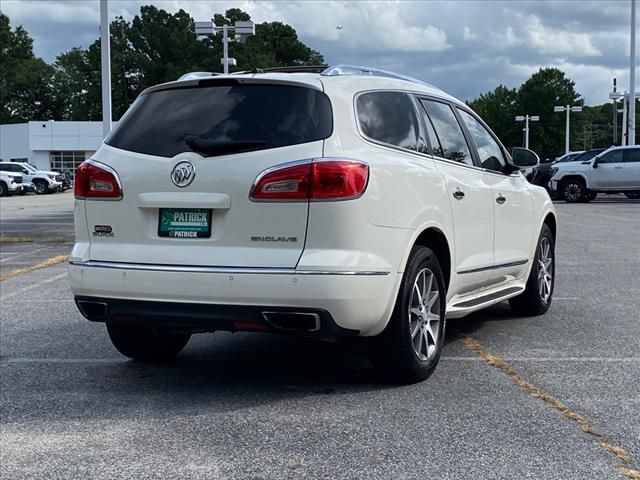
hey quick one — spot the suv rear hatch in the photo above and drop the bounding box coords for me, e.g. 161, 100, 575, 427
83, 77, 332, 268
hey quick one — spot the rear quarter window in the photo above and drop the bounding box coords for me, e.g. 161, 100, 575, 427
356, 92, 419, 151
106, 82, 333, 158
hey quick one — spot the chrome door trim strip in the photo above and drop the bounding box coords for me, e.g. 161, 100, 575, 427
69, 260, 390, 276
457, 259, 529, 275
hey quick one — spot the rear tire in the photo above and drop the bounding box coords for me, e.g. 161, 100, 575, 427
0, 181, 7, 197
624, 191, 640, 199
106, 323, 191, 361
368, 246, 446, 383
509, 224, 555, 316
560, 178, 586, 202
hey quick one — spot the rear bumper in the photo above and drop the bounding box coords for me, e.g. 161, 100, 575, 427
69, 261, 400, 336
75, 296, 358, 336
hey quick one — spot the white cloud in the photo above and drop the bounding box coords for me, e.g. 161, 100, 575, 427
525, 14, 602, 57
489, 26, 524, 49
463, 26, 477, 41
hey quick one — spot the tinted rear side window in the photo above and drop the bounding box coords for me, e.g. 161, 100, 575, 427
356, 92, 419, 151
105, 83, 333, 158
419, 99, 473, 166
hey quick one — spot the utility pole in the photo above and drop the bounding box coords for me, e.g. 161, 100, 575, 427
629, 0, 637, 145
554, 105, 582, 154
612, 78, 618, 144
514, 115, 539, 149
100, 0, 112, 137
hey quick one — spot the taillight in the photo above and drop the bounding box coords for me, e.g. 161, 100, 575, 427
75, 162, 122, 199
250, 160, 368, 201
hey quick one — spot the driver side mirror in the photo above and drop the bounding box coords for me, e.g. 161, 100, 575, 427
592, 158, 599, 169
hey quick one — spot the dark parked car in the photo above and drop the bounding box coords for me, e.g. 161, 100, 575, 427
529, 148, 607, 196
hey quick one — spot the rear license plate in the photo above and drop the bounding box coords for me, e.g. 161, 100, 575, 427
158, 208, 212, 238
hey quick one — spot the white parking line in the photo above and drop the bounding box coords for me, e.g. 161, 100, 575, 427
441, 356, 640, 362
1, 356, 639, 364
0, 272, 68, 300
0, 245, 54, 263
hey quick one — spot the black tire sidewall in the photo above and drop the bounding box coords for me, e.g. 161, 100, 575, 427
0, 182, 6, 197
372, 246, 447, 382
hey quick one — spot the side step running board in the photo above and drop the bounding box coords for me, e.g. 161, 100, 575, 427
452, 286, 523, 309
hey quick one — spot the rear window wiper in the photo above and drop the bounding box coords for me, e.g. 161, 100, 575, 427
184, 136, 268, 156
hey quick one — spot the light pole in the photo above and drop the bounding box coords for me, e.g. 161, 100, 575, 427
629, 0, 636, 145
515, 115, 539, 149
554, 105, 582, 154
195, 20, 255, 74
100, 0, 112, 137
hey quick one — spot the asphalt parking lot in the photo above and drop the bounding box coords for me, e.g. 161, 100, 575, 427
1, 193, 639, 479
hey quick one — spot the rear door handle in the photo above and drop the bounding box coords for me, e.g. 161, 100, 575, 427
496, 195, 506, 205
453, 190, 465, 200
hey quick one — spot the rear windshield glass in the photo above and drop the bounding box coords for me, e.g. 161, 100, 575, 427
105, 83, 333, 158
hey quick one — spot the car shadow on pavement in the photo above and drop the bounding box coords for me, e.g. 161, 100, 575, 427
2, 303, 526, 424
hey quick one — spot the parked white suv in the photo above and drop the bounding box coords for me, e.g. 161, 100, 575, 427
70, 66, 556, 382
0, 171, 27, 196
0, 162, 63, 194
549, 145, 640, 201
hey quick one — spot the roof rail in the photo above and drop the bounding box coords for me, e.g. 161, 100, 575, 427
321, 64, 439, 90
232, 65, 328, 75
178, 72, 222, 81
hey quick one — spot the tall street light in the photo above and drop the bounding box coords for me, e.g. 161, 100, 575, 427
195, 20, 255, 74
629, 0, 636, 145
554, 105, 582, 154
100, 0, 112, 137
515, 115, 539, 149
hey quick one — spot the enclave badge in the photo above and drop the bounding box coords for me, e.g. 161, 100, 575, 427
171, 161, 196, 187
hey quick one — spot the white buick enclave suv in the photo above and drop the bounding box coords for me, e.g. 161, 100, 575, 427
70, 65, 556, 382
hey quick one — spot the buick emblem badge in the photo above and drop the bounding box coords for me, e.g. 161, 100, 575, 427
171, 161, 195, 188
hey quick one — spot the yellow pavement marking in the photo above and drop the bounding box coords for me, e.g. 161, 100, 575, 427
0, 235, 35, 244
0, 255, 69, 282
462, 336, 640, 480
0, 235, 71, 244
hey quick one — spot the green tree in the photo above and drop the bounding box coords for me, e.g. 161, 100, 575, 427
0, 13, 57, 123
468, 85, 520, 151
517, 68, 583, 159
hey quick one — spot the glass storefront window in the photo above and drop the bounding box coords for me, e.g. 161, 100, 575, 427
50, 151, 86, 179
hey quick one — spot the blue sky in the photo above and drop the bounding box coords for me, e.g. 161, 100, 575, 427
1, 0, 637, 105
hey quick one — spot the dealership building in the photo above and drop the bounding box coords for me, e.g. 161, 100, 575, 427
0, 121, 112, 178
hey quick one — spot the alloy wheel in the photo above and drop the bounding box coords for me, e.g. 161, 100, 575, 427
408, 268, 441, 361
563, 183, 582, 202
537, 237, 553, 303
35, 182, 47, 194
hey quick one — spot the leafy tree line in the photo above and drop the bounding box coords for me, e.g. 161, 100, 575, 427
1, 7, 634, 158
0, 7, 323, 123
468, 68, 638, 159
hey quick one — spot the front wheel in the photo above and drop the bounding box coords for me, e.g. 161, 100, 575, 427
624, 191, 640, 199
106, 323, 191, 361
34, 180, 48, 195
560, 179, 586, 202
0, 182, 7, 197
509, 224, 555, 316
369, 246, 446, 383
581, 190, 597, 202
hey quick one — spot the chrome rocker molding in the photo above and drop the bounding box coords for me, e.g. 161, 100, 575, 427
69, 260, 390, 276
457, 259, 529, 275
